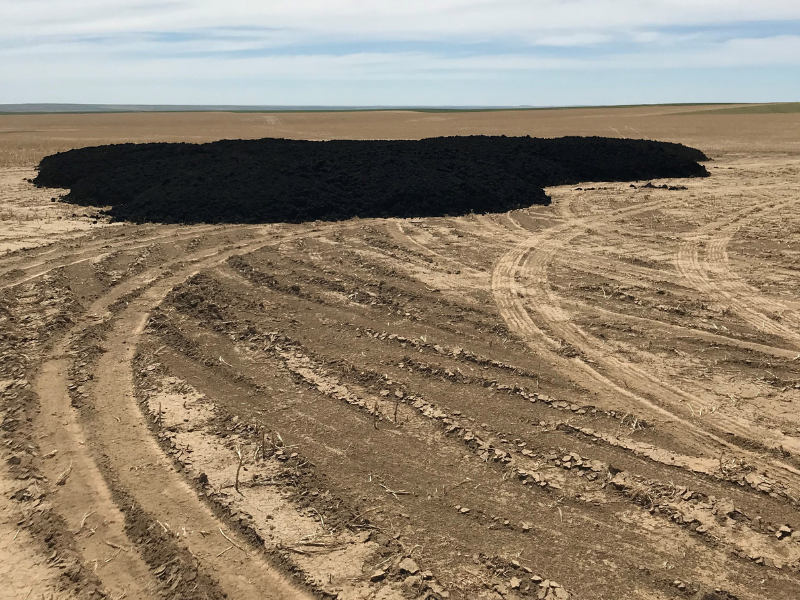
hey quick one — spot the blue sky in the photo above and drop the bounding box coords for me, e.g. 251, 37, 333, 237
1, 1, 799, 106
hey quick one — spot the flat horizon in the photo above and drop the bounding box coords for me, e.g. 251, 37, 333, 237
0, 101, 766, 115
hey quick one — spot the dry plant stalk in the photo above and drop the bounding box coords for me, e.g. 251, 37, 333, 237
76, 510, 95, 533
443, 478, 472, 496
234, 445, 245, 495
219, 527, 246, 553
260, 426, 266, 460
379, 483, 410, 499
56, 460, 73, 485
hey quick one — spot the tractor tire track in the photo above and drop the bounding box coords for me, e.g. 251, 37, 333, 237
490, 197, 800, 494
31, 226, 316, 600
676, 195, 800, 348
1, 225, 224, 290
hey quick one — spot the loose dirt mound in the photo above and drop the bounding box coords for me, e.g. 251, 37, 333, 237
34, 136, 708, 224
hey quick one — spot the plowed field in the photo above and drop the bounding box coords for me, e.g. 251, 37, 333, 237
2, 106, 799, 600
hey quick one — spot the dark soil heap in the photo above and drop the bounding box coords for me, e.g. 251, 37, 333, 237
34, 136, 709, 224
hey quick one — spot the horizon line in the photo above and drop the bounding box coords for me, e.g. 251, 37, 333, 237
0, 101, 766, 115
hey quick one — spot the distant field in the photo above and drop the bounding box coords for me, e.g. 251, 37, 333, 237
4, 102, 798, 118
409, 102, 736, 113
681, 102, 800, 115
2, 103, 800, 168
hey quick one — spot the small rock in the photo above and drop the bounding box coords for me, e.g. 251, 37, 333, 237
510, 577, 521, 589
402, 575, 422, 590
430, 581, 450, 598
399, 558, 419, 575
494, 583, 509, 596
370, 569, 386, 582
777, 525, 793, 539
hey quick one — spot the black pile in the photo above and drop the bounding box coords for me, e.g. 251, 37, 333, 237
34, 136, 708, 224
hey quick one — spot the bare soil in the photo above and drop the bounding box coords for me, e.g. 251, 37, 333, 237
1, 107, 799, 600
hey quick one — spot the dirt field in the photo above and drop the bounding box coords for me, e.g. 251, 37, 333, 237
1, 106, 800, 600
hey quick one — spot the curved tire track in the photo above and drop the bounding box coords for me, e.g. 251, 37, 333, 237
32, 227, 315, 600
490, 197, 800, 492
676, 195, 800, 349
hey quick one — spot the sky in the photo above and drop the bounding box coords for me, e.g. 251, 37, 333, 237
1, 1, 799, 106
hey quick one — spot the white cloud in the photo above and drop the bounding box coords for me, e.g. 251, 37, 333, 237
1, 1, 799, 103
6, 35, 800, 80
3, 1, 800, 41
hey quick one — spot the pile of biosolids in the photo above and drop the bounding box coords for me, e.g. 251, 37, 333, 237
34, 136, 709, 224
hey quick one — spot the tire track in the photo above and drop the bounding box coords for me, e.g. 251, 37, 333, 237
152, 273, 799, 599
35, 359, 157, 600
676, 194, 800, 348
566, 297, 800, 361
490, 197, 800, 494
342, 196, 800, 494
254, 216, 778, 489
491, 197, 673, 355
32, 226, 317, 600
1, 225, 224, 290
552, 251, 687, 288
